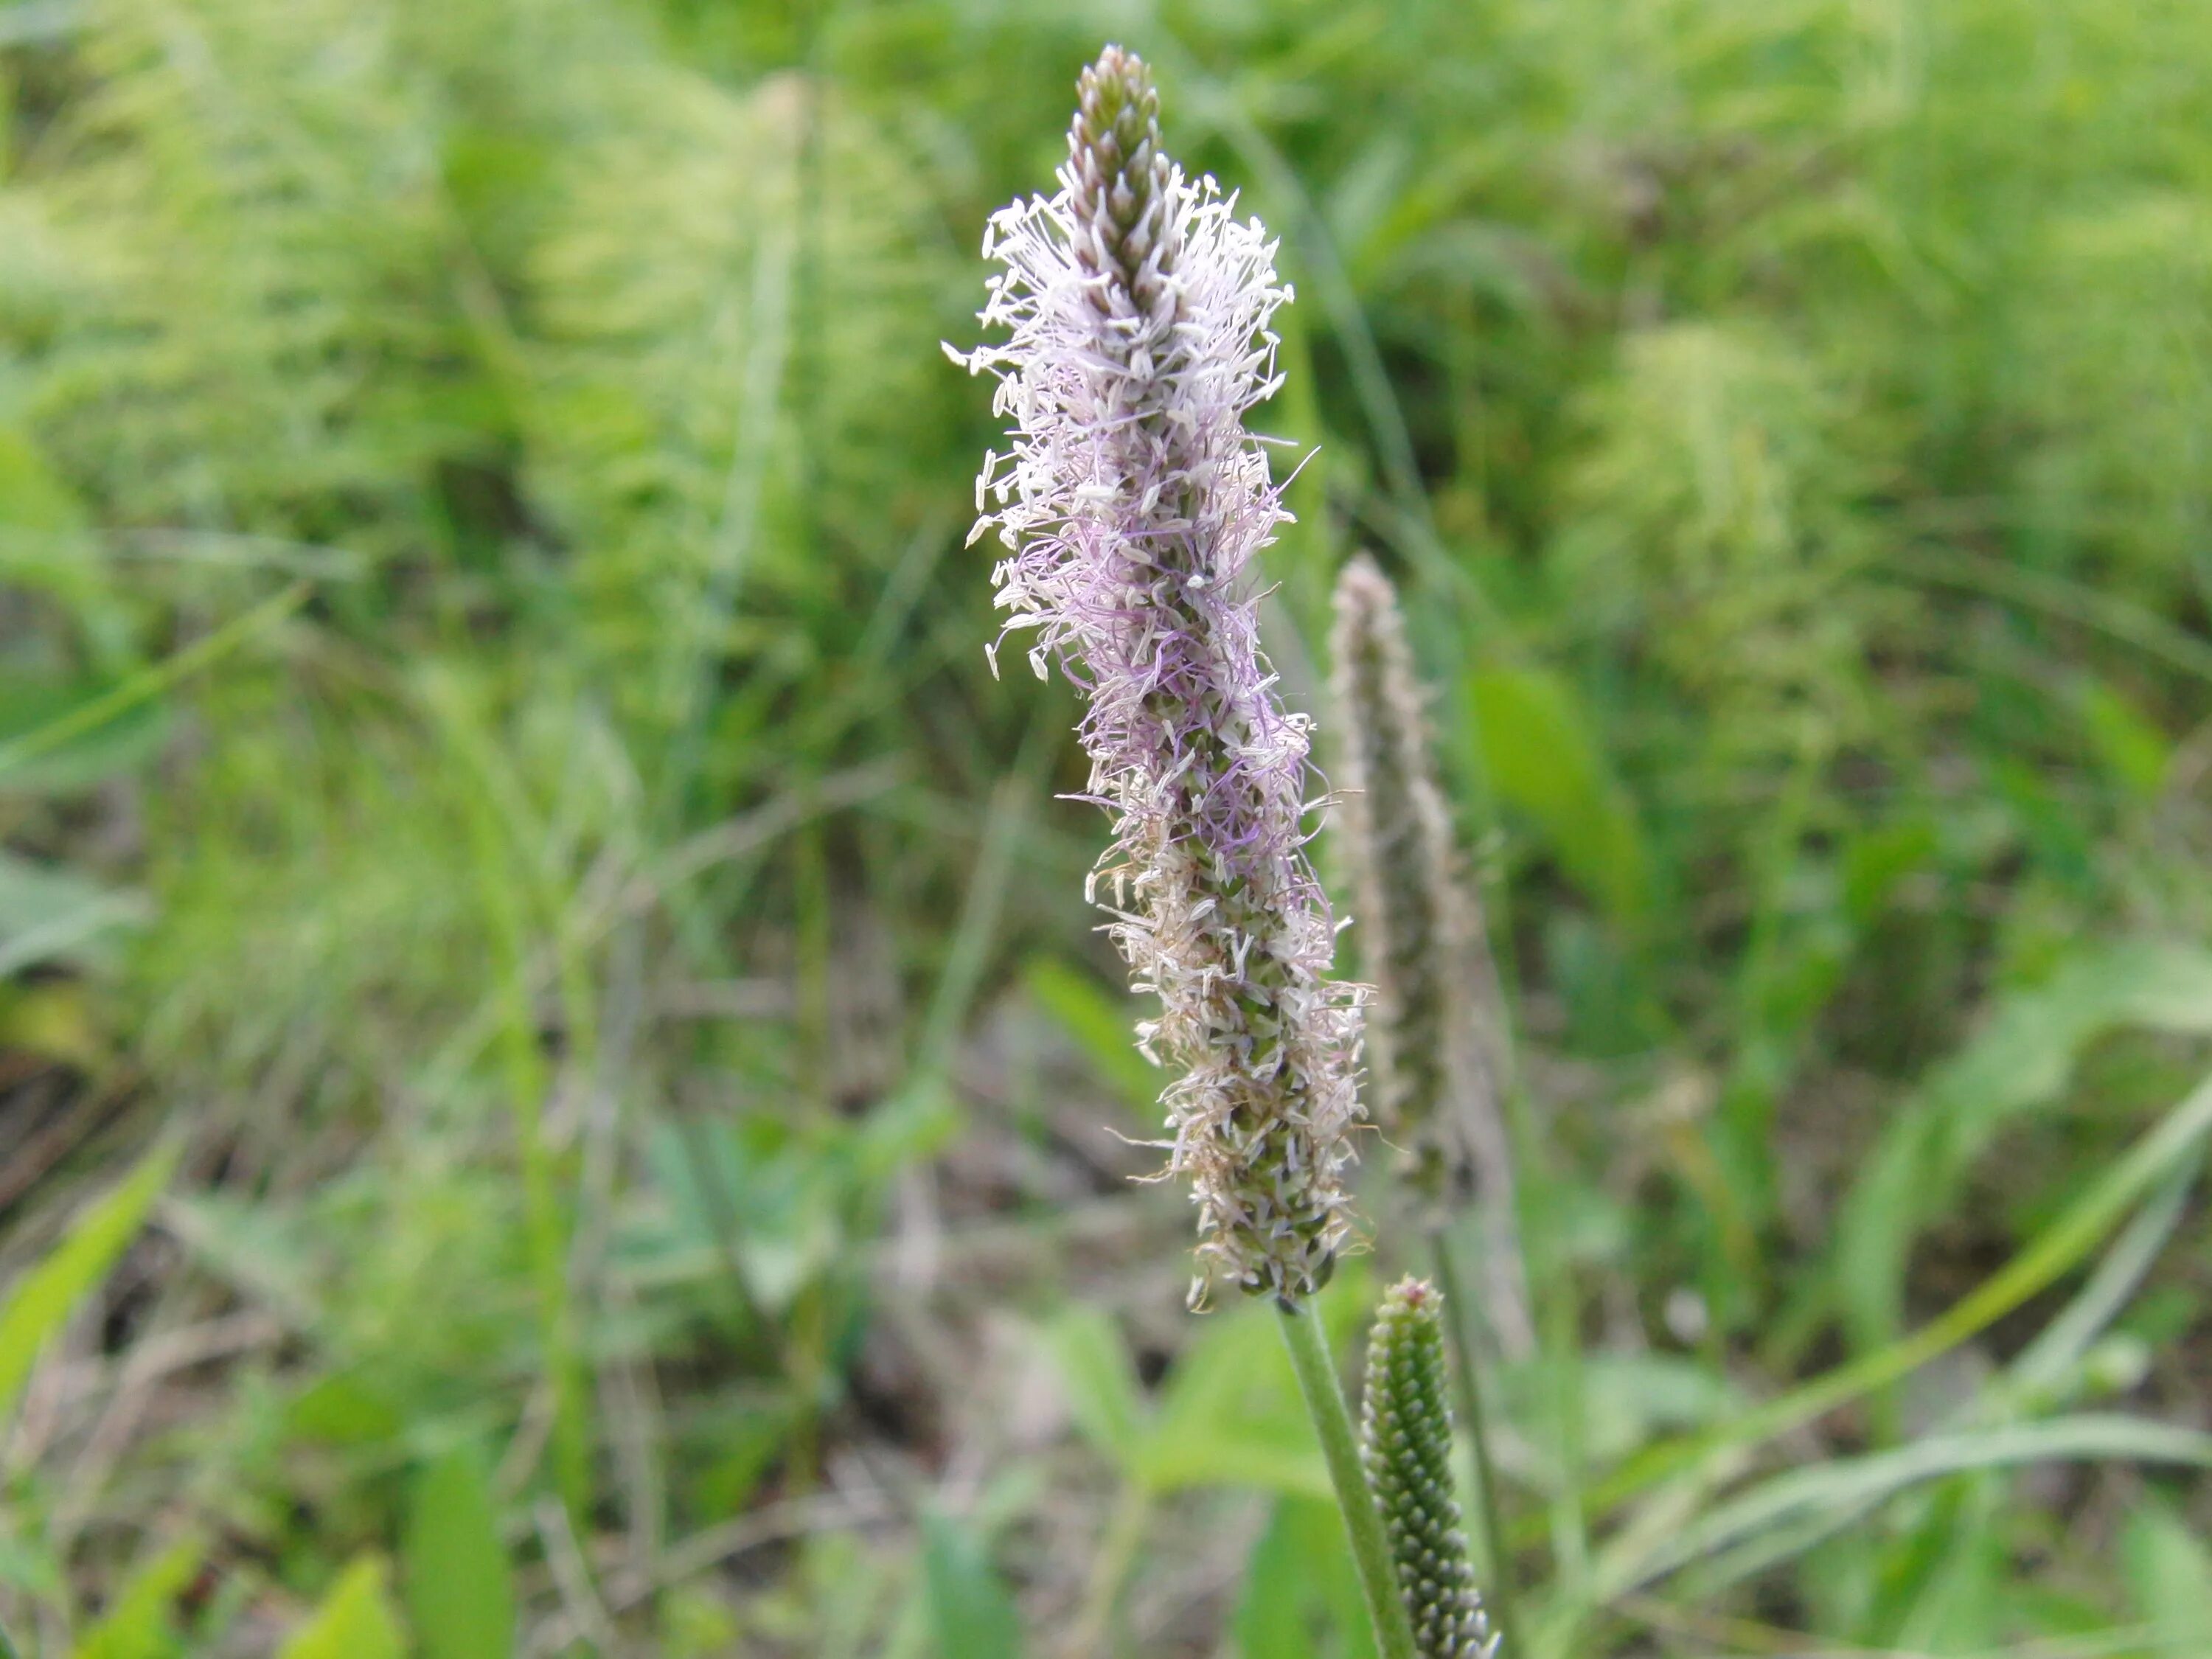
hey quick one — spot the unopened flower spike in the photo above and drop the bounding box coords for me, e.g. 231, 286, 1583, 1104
1363, 1278, 1499, 1659
950, 45, 1364, 1309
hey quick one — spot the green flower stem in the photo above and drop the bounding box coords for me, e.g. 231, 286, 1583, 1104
1278, 1304, 1420, 1659
1430, 1231, 1522, 1658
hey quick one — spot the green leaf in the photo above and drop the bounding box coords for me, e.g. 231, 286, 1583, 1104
0, 675, 168, 796
1837, 938, 2212, 1347
686, 1399, 793, 1518
0, 1144, 178, 1423
1930, 941, 2212, 1144
1234, 1497, 1377, 1659
1040, 1307, 1149, 1471
1020, 956, 1158, 1115
0, 980, 105, 1070
1144, 1306, 1332, 1499
0, 581, 307, 785
71, 1540, 198, 1659
1595, 1068, 2212, 1517
1840, 818, 1938, 928
0, 1531, 65, 1602
2008, 1167, 2194, 1401
2122, 1496, 2212, 1646
1573, 1353, 1747, 1468
1465, 664, 1652, 930
286, 1371, 406, 1447
1597, 1414, 2212, 1599
0, 849, 148, 977
403, 1447, 515, 1659
2077, 675, 2171, 798
1889, 1503, 2006, 1654
919, 1510, 1022, 1659
277, 1558, 405, 1659
0, 422, 85, 535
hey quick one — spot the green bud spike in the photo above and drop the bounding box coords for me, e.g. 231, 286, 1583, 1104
1068, 46, 1172, 302
1361, 1279, 1498, 1659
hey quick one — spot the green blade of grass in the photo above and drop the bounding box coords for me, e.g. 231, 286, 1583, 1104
420, 669, 592, 1527
1598, 1414, 2212, 1599
277, 1557, 406, 1659
1588, 1067, 2212, 1516
0, 580, 308, 782
0, 1141, 178, 1422
1887, 544, 2212, 688
403, 1447, 515, 1659
2006, 1163, 2194, 1400
72, 1537, 201, 1659
919, 1510, 1023, 1659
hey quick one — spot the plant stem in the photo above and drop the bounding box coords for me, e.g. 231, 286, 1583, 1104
1276, 1304, 1419, 1659
0, 579, 310, 780
1063, 1481, 1150, 1659
436, 675, 593, 1528
1430, 1229, 1524, 1658
1510, 1089, 1590, 1599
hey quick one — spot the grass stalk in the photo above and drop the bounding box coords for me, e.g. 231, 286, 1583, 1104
1429, 1229, 1524, 1659
1589, 1065, 2212, 1515
1062, 1482, 1150, 1659
435, 675, 593, 1526
1527, 1144, 1591, 1601
484, 862, 593, 1529
0, 579, 310, 782
1276, 1303, 1420, 1659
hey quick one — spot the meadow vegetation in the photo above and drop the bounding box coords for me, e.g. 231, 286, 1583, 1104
4, 1, 2212, 1653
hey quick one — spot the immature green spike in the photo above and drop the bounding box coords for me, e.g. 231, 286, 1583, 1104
1067, 46, 1171, 302
1361, 1279, 1497, 1659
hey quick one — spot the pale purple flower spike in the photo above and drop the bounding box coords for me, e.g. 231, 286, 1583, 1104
947, 46, 1363, 1308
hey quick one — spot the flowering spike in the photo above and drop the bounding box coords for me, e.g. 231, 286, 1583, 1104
1362, 1279, 1498, 1659
950, 46, 1363, 1307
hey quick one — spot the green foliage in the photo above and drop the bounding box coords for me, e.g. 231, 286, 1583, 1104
0, 847, 142, 978
69, 1541, 198, 1659
918, 1512, 1022, 1659
1040, 1307, 1147, 1469
1837, 939, 2212, 1349
1235, 1498, 1378, 1659
1043, 1282, 1386, 1508
2122, 1496, 2212, 1649
0, 1144, 173, 1422
1020, 955, 1160, 1116
4, 0, 2212, 1653
1464, 663, 1651, 932
276, 1558, 406, 1659
402, 1449, 515, 1659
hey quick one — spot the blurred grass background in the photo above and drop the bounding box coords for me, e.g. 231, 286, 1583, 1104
5, 0, 2212, 1653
